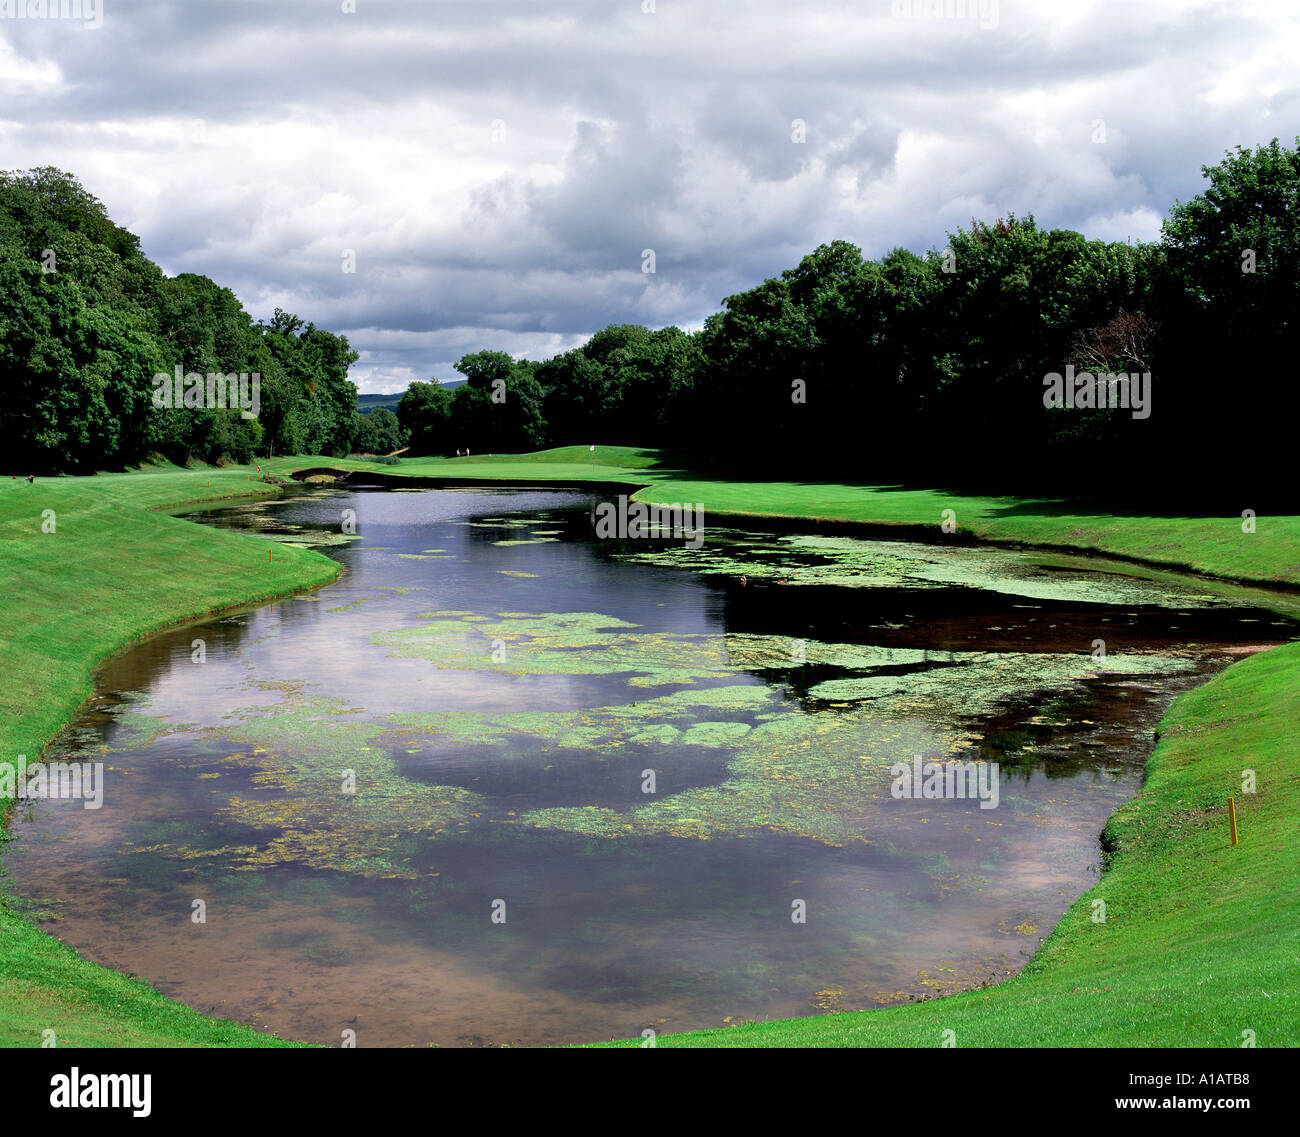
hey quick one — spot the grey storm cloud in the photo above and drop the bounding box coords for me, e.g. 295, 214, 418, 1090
1, 0, 1298, 390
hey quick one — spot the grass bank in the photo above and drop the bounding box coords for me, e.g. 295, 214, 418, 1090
1, 447, 1295, 1046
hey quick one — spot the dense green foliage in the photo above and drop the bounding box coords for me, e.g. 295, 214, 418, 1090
6, 139, 1298, 506
0, 168, 360, 472
393, 138, 1297, 509
350, 406, 405, 455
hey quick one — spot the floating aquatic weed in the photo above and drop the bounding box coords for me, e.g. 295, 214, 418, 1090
806, 650, 1199, 718
258, 531, 363, 548
126, 696, 485, 879
616, 531, 1229, 606
371, 610, 735, 685
326, 585, 422, 613
778, 535, 1231, 606
367, 614, 1175, 845
101, 710, 183, 751
521, 713, 963, 846
724, 634, 942, 672
386, 683, 780, 755
680, 721, 753, 746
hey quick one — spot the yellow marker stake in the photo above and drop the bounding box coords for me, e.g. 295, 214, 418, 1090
269, 548, 273, 565
1229, 796, 1239, 846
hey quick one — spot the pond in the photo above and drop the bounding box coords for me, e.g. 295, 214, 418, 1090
4, 485, 1294, 1046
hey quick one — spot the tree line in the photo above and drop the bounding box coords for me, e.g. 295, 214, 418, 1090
402, 138, 1299, 507
0, 167, 359, 472
5, 140, 1298, 507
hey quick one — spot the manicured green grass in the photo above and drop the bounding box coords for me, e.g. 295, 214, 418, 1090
2, 447, 1296, 1047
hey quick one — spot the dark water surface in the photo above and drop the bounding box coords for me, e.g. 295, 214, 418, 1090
5, 486, 1293, 1046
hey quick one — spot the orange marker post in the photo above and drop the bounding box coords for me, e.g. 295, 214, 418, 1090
1229, 797, 1239, 846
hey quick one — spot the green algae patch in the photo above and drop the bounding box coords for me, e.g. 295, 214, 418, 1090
386, 682, 777, 754
101, 710, 184, 751
641, 684, 778, 712
617, 531, 1234, 608
257, 531, 363, 549
382, 679, 971, 846
681, 721, 752, 746
325, 585, 422, 613
371, 610, 735, 684
522, 714, 965, 846
364, 615, 1202, 846
127, 696, 484, 879
364, 615, 1198, 848
807, 650, 1199, 718
725, 634, 938, 672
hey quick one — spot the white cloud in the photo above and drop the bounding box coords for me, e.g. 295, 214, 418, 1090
1, 0, 1298, 390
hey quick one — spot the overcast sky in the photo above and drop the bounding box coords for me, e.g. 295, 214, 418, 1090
2, 0, 1298, 392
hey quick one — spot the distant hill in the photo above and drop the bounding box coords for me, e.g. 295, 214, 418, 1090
357, 380, 465, 414
356, 393, 403, 414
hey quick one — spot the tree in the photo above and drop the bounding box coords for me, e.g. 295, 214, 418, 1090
451, 351, 546, 451
397, 380, 455, 454
1158, 137, 1300, 504
258, 309, 359, 457
352, 407, 406, 455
